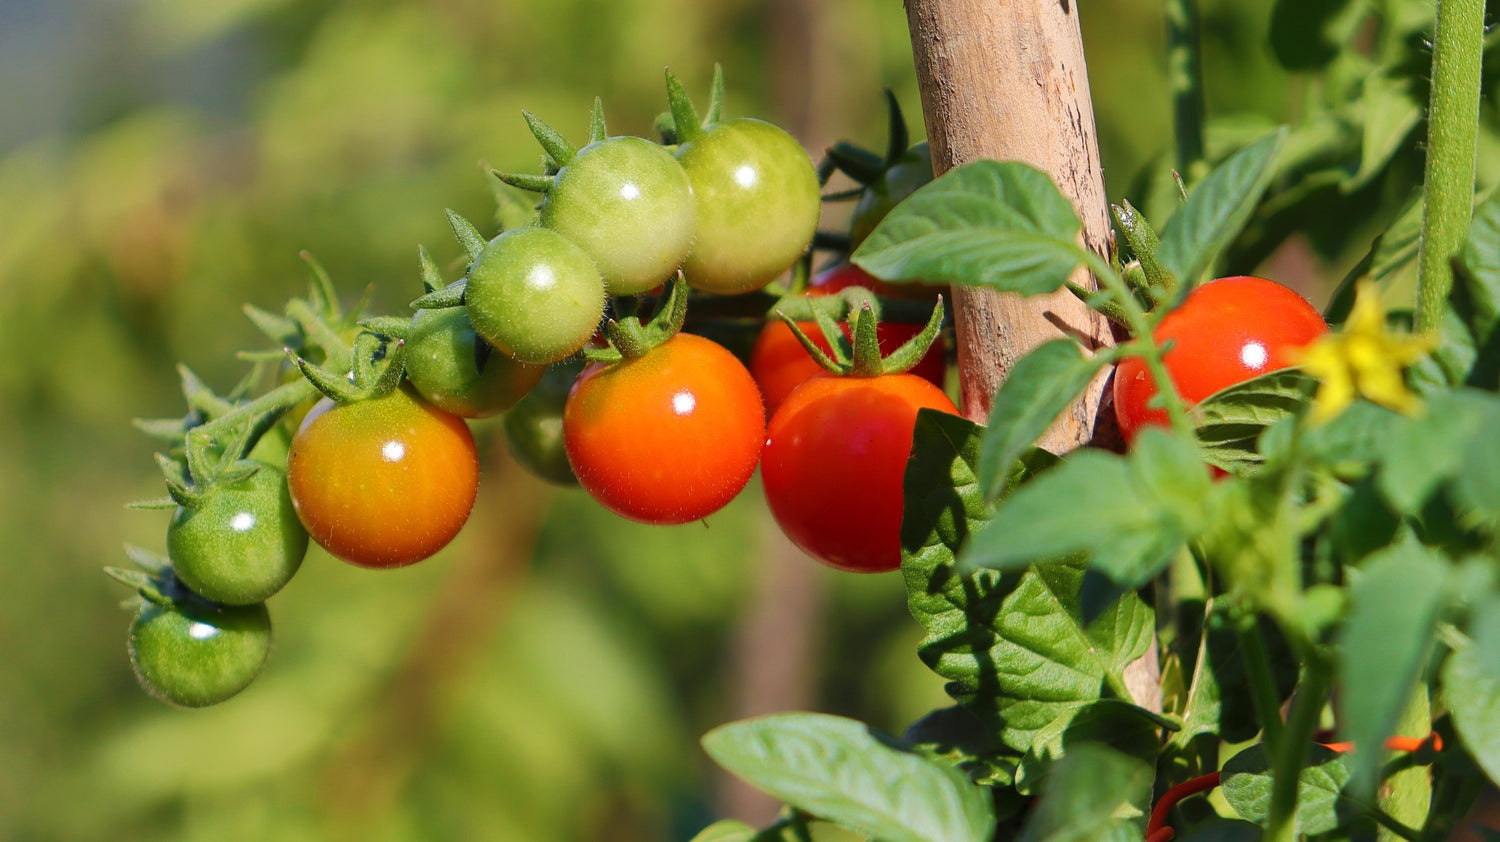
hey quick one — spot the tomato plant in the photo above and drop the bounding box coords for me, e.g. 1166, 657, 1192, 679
564, 332, 763, 524
540, 135, 695, 296
128, 597, 272, 708
761, 372, 957, 572
166, 462, 308, 605
464, 226, 606, 365
1113, 276, 1327, 442
286, 386, 479, 568
405, 306, 544, 418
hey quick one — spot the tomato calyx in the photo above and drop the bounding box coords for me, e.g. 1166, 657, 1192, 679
778, 296, 945, 378
105, 545, 226, 612
826, 89, 911, 188
661, 65, 724, 146
583, 273, 690, 364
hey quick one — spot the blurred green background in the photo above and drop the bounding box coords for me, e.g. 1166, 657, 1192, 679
0, 0, 1444, 839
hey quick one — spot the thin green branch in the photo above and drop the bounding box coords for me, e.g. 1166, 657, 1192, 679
1166, 0, 1206, 179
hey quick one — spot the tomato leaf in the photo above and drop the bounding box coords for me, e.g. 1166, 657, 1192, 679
961, 429, 1210, 588
1345, 73, 1423, 192
1220, 744, 1356, 835
1337, 540, 1451, 797
1170, 606, 1300, 748
902, 411, 1153, 751
1158, 129, 1286, 288
1445, 598, 1500, 786
977, 339, 1110, 503
1375, 389, 1494, 515
1014, 699, 1164, 797
1014, 743, 1155, 842
1192, 368, 1317, 473
851, 160, 1088, 296
1455, 190, 1500, 388
687, 820, 759, 842
701, 713, 997, 842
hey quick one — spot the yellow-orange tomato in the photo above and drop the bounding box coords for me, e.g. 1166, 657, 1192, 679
563, 333, 764, 524
287, 387, 479, 568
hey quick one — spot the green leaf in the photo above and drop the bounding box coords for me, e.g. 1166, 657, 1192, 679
1172, 605, 1300, 746
1338, 541, 1451, 797
1456, 190, 1500, 389
1015, 699, 1164, 797
1192, 369, 1317, 473
1158, 129, 1286, 288
1220, 744, 1355, 835
1326, 196, 1423, 324
852, 161, 1087, 296
962, 429, 1210, 588
1345, 74, 1423, 191
688, 820, 759, 842
1015, 743, 1155, 842
1376, 390, 1494, 515
977, 340, 1109, 502
901, 706, 1020, 790
1268, 0, 1360, 70
1445, 598, 1500, 786
701, 713, 996, 842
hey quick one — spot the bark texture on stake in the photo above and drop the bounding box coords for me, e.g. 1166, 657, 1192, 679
905, 0, 1114, 449
905, 0, 1160, 712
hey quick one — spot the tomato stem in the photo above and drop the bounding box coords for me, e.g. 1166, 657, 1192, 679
1238, 619, 1286, 748
1166, 0, 1206, 182
1264, 650, 1330, 842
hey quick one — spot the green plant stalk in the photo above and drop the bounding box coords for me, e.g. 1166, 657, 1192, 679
1264, 653, 1330, 842
1166, 0, 1206, 179
194, 377, 317, 445
1381, 689, 1432, 842
1082, 251, 1196, 441
1238, 622, 1286, 748
1416, 0, 1484, 331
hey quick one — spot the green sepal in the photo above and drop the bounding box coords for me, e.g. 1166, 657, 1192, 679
492, 170, 556, 194
775, 313, 845, 375
880, 89, 910, 168
154, 452, 194, 507
235, 349, 289, 364
300, 250, 341, 322
848, 305, 885, 377
216, 458, 264, 489
134, 415, 193, 443
1111, 200, 1176, 303
369, 339, 407, 398
178, 365, 234, 419
652, 110, 677, 146
811, 305, 853, 368
410, 280, 467, 310
522, 110, 576, 167
446, 209, 487, 263
349, 331, 382, 392
125, 496, 180, 510
1063, 281, 1132, 326
418, 245, 444, 294
665, 68, 704, 143
243, 303, 300, 347
704, 63, 725, 125
597, 274, 692, 362
359, 315, 412, 340
123, 544, 172, 576
104, 566, 168, 605
289, 351, 361, 404
587, 96, 607, 143
819, 186, 865, 202
827, 141, 886, 186
878, 298, 946, 375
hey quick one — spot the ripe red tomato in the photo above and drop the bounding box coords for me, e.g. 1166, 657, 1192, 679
762, 372, 959, 572
564, 333, 764, 524
1113, 276, 1327, 442
286, 387, 480, 568
749, 264, 947, 414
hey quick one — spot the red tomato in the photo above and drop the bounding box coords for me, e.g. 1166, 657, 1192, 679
1114, 276, 1327, 442
286, 387, 479, 568
749, 264, 947, 415
564, 333, 765, 524
762, 372, 959, 572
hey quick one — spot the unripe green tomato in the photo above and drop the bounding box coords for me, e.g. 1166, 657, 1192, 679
128, 599, 272, 708
502, 359, 582, 485
541, 137, 695, 296
675, 118, 821, 295
167, 463, 308, 605
406, 307, 545, 418
850, 141, 933, 248
465, 227, 606, 365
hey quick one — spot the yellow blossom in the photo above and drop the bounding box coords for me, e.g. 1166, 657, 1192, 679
1295, 282, 1437, 424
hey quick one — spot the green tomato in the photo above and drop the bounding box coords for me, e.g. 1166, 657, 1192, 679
849, 141, 933, 248
167, 462, 308, 605
541, 137, 695, 296
502, 359, 582, 485
465, 227, 606, 365
675, 118, 821, 295
406, 307, 545, 418
128, 598, 272, 708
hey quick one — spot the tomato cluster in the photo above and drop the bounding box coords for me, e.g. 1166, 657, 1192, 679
112, 70, 952, 708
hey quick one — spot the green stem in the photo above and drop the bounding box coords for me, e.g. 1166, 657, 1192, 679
1416, 0, 1483, 331
1166, 0, 1206, 180
1381, 689, 1432, 842
1082, 251, 1196, 441
1238, 621, 1286, 748
194, 378, 317, 445
1265, 652, 1330, 842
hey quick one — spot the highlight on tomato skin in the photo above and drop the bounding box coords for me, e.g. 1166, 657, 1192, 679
562, 333, 765, 525
1113, 275, 1328, 443
761, 371, 959, 572
286, 387, 480, 569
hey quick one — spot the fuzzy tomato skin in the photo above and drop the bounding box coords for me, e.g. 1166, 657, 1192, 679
465, 227, 606, 365
286, 387, 479, 568
762, 373, 959, 572
1114, 276, 1328, 442
675, 119, 821, 295
563, 334, 764, 524
541, 136, 695, 295
128, 599, 272, 708
405, 307, 544, 418
167, 463, 308, 605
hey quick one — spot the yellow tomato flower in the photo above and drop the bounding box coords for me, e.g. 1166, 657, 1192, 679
1296, 282, 1437, 424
